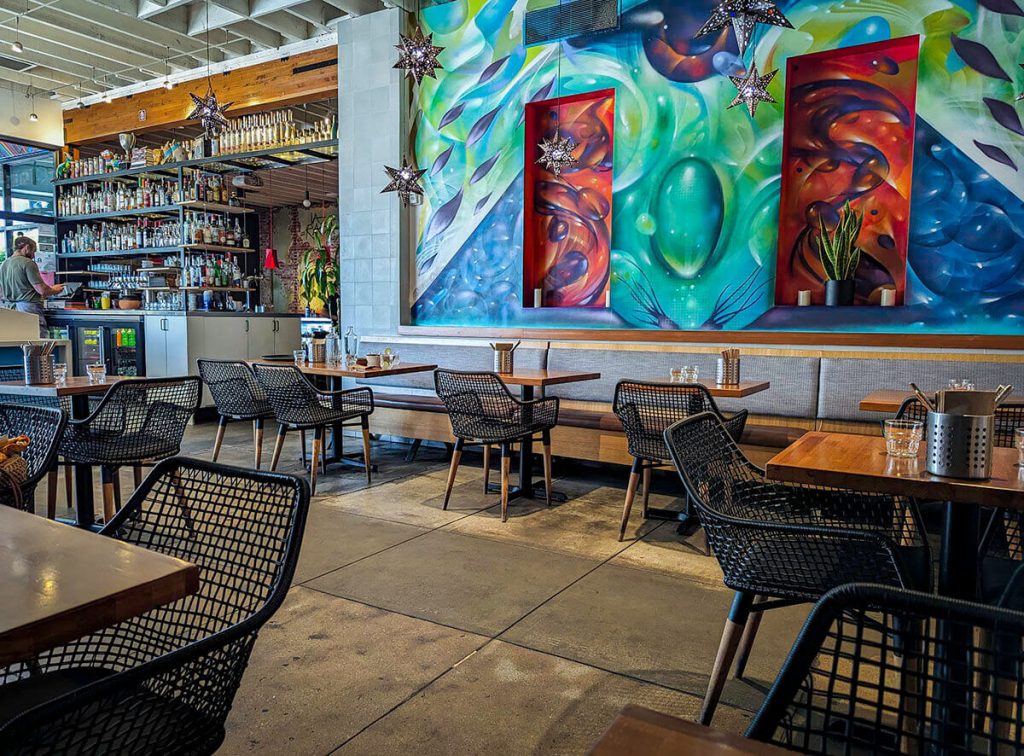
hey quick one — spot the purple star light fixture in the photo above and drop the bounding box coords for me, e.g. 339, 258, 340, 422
381, 159, 426, 206
394, 28, 445, 86
728, 63, 778, 117
695, 0, 793, 56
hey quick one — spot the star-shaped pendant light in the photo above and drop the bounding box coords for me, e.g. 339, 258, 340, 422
188, 86, 232, 137
695, 0, 793, 56
394, 28, 445, 85
537, 132, 577, 177
381, 159, 426, 206
728, 64, 778, 116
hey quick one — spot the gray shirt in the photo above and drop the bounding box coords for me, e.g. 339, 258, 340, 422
0, 255, 44, 304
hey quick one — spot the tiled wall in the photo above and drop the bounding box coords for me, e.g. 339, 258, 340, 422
337, 8, 402, 338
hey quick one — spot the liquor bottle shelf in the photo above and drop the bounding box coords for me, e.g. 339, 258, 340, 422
57, 205, 180, 223
179, 201, 254, 215
56, 246, 183, 259
183, 244, 255, 253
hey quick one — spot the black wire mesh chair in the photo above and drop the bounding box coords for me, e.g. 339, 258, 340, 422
0, 403, 66, 515
664, 412, 931, 725
896, 397, 1024, 448
58, 377, 201, 522
434, 369, 559, 523
612, 380, 748, 542
251, 363, 374, 495
197, 360, 275, 469
746, 583, 1024, 754
0, 457, 310, 755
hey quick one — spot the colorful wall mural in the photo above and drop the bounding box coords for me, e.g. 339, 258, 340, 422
410, 0, 1024, 335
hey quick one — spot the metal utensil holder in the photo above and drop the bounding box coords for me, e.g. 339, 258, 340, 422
494, 349, 514, 375
310, 340, 327, 364
716, 357, 740, 386
24, 355, 54, 385
926, 411, 993, 479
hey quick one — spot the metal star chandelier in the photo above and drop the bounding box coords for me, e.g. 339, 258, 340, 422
188, 86, 232, 137
695, 0, 793, 56
536, 132, 577, 177
381, 159, 426, 206
394, 28, 445, 85
728, 63, 778, 117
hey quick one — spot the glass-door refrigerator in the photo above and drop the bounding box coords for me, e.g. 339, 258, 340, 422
53, 318, 146, 377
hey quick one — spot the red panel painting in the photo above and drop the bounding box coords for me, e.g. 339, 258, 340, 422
523, 89, 614, 308
774, 37, 920, 307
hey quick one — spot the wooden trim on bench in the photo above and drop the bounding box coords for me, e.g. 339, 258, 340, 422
398, 325, 1024, 351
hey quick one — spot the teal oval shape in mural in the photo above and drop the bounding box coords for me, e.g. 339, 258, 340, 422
652, 157, 724, 278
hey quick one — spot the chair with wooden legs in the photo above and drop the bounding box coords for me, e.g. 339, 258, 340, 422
434, 369, 558, 523
251, 363, 374, 496
57, 377, 201, 522
747, 583, 1024, 755
663, 412, 931, 726
0, 403, 65, 515
197, 359, 275, 468
612, 380, 747, 542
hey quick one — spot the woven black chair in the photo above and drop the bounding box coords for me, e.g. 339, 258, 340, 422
0, 457, 309, 754
612, 380, 748, 542
746, 583, 1024, 754
896, 397, 1024, 448
664, 413, 931, 725
58, 376, 201, 522
0, 403, 66, 515
434, 369, 558, 522
251, 362, 374, 495
197, 359, 275, 469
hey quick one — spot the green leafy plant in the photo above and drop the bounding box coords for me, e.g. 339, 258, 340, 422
301, 213, 339, 315
817, 201, 863, 281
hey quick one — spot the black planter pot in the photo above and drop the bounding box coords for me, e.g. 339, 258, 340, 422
824, 279, 855, 306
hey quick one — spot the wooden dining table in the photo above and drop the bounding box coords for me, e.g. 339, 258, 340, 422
648, 379, 771, 398
0, 375, 133, 529
0, 505, 199, 666
590, 705, 790, 755
858, 389, 914, 414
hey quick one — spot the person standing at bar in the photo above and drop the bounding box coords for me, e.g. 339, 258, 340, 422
0, 236, 64, 337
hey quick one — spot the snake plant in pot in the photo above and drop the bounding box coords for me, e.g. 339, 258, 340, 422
301, 212, 339, 319
817, 201, 862, 306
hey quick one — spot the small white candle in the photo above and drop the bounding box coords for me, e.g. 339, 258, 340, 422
880, 288, 896, 307
533, 288, 542, 308
605, 289, 611, 308
797, 290, 812, 306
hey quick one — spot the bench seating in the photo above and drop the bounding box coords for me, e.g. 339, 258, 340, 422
356, 336, 1024, 467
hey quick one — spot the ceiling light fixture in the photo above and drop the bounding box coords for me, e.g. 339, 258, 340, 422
11, 15, 23, 53
28, 79, 37, 121
163, 47, 173, 90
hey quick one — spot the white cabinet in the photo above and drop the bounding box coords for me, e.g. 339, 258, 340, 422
203, 317, 249, 362
145, 315, 191, 378
271, 317, 301, 354
247, 318, 277, 358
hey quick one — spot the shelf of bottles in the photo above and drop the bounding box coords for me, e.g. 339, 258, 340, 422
215, 110, 335, 156
61, 219, 181, 256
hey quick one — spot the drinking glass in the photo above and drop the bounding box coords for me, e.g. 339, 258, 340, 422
949, 378, 975, 390
53, 362, 67, 385
293, 349, 306, 365
86, 363, 106, 384
884, 419, 924, 458
669, 368, 683, 383
682, 366, 699, 383
1016, 428, 1024, 467
388, 353, 400, 369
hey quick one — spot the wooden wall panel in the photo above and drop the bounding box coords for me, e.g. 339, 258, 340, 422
63, 47, 337, 144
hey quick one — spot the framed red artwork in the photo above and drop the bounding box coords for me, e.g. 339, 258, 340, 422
523, 88, 614, 309
774, 36, 920, 307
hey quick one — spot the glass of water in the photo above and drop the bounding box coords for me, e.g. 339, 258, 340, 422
53, 362, 67, 385
293, 349, 306, 365
669, 368, 684, 383
884, 419, 924, 458
86, 363, 106, 384
1016, 428, 1024, 467
682, 366, 699, 383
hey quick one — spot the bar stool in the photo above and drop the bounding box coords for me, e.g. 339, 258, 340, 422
434, 369, 559, 522
612, 380, 747, 541
251, 363, 374, 495
57, 376, 201, 521
198, 359, 275, 468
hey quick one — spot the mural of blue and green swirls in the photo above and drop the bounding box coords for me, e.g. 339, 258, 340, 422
410, 0, 1024, 334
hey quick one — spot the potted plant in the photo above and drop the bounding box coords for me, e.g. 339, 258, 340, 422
817, 201, 862, 306
301, 213, 339, 319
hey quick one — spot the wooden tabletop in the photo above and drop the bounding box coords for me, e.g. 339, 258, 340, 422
0, 375, 130, 397
859, 389, 913, 413
0, 506, 199, 666
590, 705, 790, 755
766, 431, 1024, 509
494, 368, 601, 387
260, 361, 438, 379
646, 380, 771, 398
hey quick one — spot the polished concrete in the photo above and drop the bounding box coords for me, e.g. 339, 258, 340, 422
32, 422, 809, 754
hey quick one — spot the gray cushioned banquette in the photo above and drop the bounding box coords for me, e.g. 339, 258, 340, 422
545, 346, 819, 418
818, 357, 1024, 422
356, 339, 546, 393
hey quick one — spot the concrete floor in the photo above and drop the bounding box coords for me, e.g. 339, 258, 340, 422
32, 421, 811, 754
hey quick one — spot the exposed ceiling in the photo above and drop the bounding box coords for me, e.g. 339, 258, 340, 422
0, 0, 381, 103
